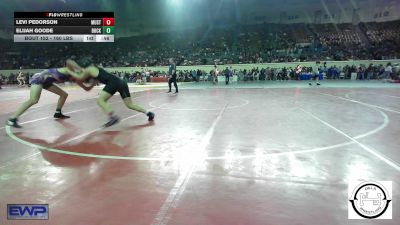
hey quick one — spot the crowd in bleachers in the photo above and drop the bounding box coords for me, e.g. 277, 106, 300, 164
0, 20, 399, 71
361, 20, 400, 44
313, 23, 362, 45
360, 20, 400, 60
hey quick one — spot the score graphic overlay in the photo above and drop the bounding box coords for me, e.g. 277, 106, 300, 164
14, 12, 114, 42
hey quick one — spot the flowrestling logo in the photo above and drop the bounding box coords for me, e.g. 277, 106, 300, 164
348, 181, 392, 219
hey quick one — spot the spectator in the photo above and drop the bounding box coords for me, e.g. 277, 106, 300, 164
384, 63, 392, 79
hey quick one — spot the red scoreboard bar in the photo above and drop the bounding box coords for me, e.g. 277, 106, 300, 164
103, 18, 115, 26
14, 12, 115, 42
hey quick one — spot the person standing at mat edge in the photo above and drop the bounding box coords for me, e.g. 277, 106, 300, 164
212, 65, 219, 85
309, 67, 322, 86
17, 67, 26, 87
225, 66, 233, 85
167, 58, 178, 93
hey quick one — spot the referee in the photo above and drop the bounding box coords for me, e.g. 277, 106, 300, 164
167, 58, 178, 93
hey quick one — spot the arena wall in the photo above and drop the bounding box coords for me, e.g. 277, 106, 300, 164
1, 59, 399, 77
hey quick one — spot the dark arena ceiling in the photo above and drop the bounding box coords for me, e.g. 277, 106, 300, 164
0, 0, 399, 37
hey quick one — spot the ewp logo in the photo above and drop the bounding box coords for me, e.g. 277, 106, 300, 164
7, 204, 49, 220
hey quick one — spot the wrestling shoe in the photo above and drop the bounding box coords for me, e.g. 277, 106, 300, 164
7, 118, 22, 128
103, 115, 120, 127
147, 112, 155, 121
54, 112, 71, 119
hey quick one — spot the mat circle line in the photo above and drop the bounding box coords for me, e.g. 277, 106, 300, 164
6, 102, 389, 161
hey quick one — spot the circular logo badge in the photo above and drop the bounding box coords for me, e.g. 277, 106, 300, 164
349, 181, 391, 219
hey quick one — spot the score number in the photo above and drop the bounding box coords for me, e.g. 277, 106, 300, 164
103, 18, 114, 26
102, 18, 114, 34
